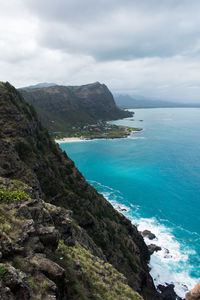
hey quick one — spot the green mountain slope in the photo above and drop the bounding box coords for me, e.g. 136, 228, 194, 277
19, 82, 133, 136
0, 82, 160, 299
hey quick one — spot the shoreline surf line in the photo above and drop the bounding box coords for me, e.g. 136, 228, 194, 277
55, 130, 142, 143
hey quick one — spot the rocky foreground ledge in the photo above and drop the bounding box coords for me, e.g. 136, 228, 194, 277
0, 177, 143, 299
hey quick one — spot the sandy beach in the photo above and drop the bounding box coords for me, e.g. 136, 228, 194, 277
55, 137, 86, 143
55, 130, 142, 144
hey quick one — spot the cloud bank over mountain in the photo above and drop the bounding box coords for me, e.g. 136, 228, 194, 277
1, 0, 200, 102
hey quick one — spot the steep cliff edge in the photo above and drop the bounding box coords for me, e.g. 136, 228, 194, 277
19, 82, 132, 136
0, 82, 160, 299
0, 176, 143, 299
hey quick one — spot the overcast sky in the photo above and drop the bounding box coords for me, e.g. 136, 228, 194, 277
1, 0, 200, 102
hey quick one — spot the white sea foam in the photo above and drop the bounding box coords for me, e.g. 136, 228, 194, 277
89, 180, 122, 195
89, 180, 130, 212
127, 136, 146, 140
110, 201, 130, 212
134, 217, 197, 298
89, 180, 199, 299
66, 109, 200, 298
130, 203, 141, 212
134, 218, 198, 298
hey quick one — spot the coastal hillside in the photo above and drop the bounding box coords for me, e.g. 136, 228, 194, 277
0, 82, 161, 299
19, 82, 132, 137
0, 176, 144, 300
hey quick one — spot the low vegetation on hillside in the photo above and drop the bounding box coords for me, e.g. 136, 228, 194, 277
0, 82, 160, 299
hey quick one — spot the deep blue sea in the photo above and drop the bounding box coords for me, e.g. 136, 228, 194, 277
60, 108, 200, 298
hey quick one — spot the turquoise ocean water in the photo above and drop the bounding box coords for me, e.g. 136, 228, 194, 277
60, 108, 200, 298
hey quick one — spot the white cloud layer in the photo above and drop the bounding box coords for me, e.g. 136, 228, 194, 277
1, 0, 200, 102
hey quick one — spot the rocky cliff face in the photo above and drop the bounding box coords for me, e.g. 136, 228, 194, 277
0, 82, 160, 299
19, 82, 132, 136
0, 176, 143, 300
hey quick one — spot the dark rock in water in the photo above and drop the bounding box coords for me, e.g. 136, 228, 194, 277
148, 244, 162, 255
116, 205, 129, 212
163, 248, 172, 258
141, 230, 156, 240
158, 284, 183, 300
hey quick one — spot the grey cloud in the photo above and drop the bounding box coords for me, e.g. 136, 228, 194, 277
2, 0, 200, 102
24, 0, 200, 61
26, 0, 119, 23
25, 0, 196, 22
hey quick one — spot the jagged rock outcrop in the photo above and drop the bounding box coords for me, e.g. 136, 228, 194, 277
0, 82, 161, 299
158, 284, 183, 300
0, 176, 71, 299
0, 176, 142, 299
141, 230, 156, 240
19, 82, 132, 136
148, 244, 161, 255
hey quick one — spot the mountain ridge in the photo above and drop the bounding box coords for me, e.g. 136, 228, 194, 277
21, 82, 57, 89
0, 81, 161, 299
114, 93, 200, 108
19, 82, 133, 137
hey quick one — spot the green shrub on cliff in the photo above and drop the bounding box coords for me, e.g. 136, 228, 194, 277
0, 179, 30, 203
0, 189, 30, 203
0, 264, 7, 280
